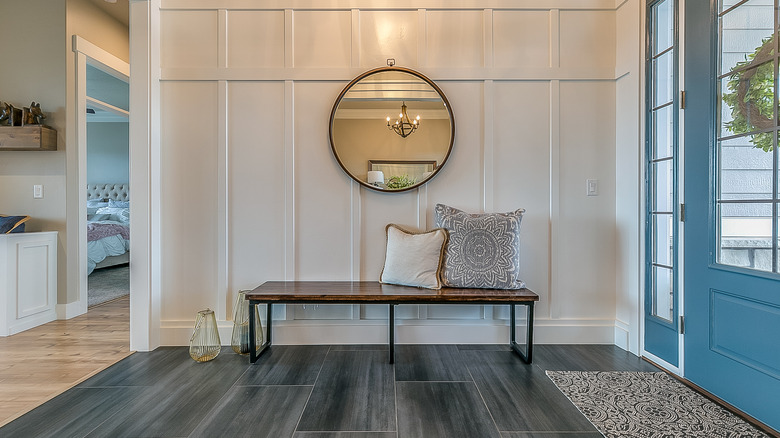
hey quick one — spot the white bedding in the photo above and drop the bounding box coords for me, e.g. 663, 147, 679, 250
87, 230, 129, 275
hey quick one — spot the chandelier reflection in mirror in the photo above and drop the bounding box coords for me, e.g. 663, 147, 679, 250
386, 101, 420, 138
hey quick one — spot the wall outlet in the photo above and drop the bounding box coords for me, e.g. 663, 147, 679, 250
586, 179, 599, 196
33, 184, 43, 199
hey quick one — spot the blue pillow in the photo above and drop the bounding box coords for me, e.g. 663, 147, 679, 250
0, 215, 30, 234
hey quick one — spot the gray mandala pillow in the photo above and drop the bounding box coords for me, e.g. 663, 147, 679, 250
434, 204, 525, 289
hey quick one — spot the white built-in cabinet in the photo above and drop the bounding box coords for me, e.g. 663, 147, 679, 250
0, 232, 57, 336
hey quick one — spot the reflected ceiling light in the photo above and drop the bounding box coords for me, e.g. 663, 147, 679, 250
386, 101, 420, 138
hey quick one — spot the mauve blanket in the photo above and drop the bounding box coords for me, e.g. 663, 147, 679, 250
87, 222, 129, 242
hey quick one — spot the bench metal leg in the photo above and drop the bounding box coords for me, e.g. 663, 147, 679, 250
510, 302, 534, 364
389, 304, 395, 364
249, 301, 272, 364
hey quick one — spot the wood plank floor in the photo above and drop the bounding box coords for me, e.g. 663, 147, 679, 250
0, 342, 660, 437
0, 296, 131, 427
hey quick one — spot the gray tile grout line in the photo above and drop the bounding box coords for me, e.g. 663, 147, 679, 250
461, 346, 505, 437
291, 345, 330, 436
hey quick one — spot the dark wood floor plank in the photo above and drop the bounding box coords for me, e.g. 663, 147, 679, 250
189, 386, 311, 437
237, 345, 330, 385
396, 381, 500, 438
394, 345, 472, 381
531, 344, 660, 372
85, 352, 249, 437
0, 387, 144, 438
77, 347, 186, 388
463, 350, 598, 432
457, 344, 510, 351
293, 433, 397, 437
330, 345, 388, 351
297, 351, 395, 432
501, 433, 603, 437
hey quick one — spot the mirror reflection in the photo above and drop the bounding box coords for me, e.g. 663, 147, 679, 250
329, 68, 454, 192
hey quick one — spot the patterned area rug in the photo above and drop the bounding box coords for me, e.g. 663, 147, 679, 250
547, 371, 769, 438
88, 265, 129, 307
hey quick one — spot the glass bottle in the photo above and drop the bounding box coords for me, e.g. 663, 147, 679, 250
189, 308, 221, 362
231, 290, 263, 355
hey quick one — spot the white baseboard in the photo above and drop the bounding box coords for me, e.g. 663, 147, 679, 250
4, 310, 57, 336
56, 299, 87, 320
159, 318, 619, 346
614, 319, 630, 351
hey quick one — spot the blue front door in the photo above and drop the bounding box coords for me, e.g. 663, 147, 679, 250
684, 0, 780, 430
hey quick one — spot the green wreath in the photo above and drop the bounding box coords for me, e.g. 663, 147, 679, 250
722, 36, 775, 152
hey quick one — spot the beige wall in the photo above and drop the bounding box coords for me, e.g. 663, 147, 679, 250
0, 0, 128, 306
0, 0, 68, 303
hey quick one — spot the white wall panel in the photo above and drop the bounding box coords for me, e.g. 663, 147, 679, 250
425, 81, 484, 219
426, 11, 484, 68
160, 10, 218, 68
359, 10, 419, 68
559, 10, 615, 70
360, 189, 420, 281
493, 81, 551, 318
558, 80, 616, 319
294, 81, 353, 280
493, 10, 551, 68
160, 81, 220, 320
227, 82, 286, 304
294, 10, 352, 68
227, 10, 285, 68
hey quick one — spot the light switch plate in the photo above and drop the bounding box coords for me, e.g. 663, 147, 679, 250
586, 179, 599, 196
33, 184, 43, 199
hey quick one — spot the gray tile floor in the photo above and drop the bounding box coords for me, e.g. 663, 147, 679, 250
0, 344, 659, 438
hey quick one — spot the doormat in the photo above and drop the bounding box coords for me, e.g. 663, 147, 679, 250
546, 371, 769, 437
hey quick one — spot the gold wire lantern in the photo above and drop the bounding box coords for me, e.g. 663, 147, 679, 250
386, 101, 420, 138
231, 290, 263, 355
189, 308, 221, 362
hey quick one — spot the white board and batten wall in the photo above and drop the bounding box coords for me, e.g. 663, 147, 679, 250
148, 0, 641, 350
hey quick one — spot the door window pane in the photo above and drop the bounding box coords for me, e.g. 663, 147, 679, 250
719, 202, 773, 271
653, 105, 674, 159
720, 61, 775, 139
653, 0, 674, 54
653, 159, 674, 212
720, 0, 774, 74
652, 266, 674, 321
653, 213, 674, 266
719, 135, 774, 201
653, 51, 675, 107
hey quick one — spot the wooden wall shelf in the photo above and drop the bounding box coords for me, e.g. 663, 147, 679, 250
0, 126, 57, 151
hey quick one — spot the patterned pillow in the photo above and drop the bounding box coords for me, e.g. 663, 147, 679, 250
380, 224, 448, 290
434, 204, 525, 289
0, 215, 30, 234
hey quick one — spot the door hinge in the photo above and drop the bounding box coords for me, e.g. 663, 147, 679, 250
680, 203, 685, 222
680, 90, 686, 109
679, 316, 685, 334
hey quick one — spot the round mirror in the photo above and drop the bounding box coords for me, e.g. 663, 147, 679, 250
329, 67, 455, 192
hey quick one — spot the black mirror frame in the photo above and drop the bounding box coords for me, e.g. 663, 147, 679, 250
328, 67, 455, 193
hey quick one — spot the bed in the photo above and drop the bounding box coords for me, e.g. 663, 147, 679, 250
87, 183, 129, 275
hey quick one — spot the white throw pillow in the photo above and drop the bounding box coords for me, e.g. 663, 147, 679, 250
380, 224, 448, 290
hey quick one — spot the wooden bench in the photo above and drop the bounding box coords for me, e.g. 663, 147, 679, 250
245, 281, 539, 364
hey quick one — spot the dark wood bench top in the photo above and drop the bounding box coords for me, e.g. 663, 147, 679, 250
245, 281, 539, 304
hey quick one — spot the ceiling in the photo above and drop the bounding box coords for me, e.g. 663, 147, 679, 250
87, 0, 129, 27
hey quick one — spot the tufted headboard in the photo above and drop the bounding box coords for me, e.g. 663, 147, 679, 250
87, 183, 129, 201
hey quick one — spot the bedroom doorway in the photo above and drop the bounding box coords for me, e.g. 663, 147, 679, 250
72, 36, 130, 320
85, 64, 130, 310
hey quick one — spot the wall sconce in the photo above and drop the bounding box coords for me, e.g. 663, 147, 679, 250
386, 102, 420, 138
